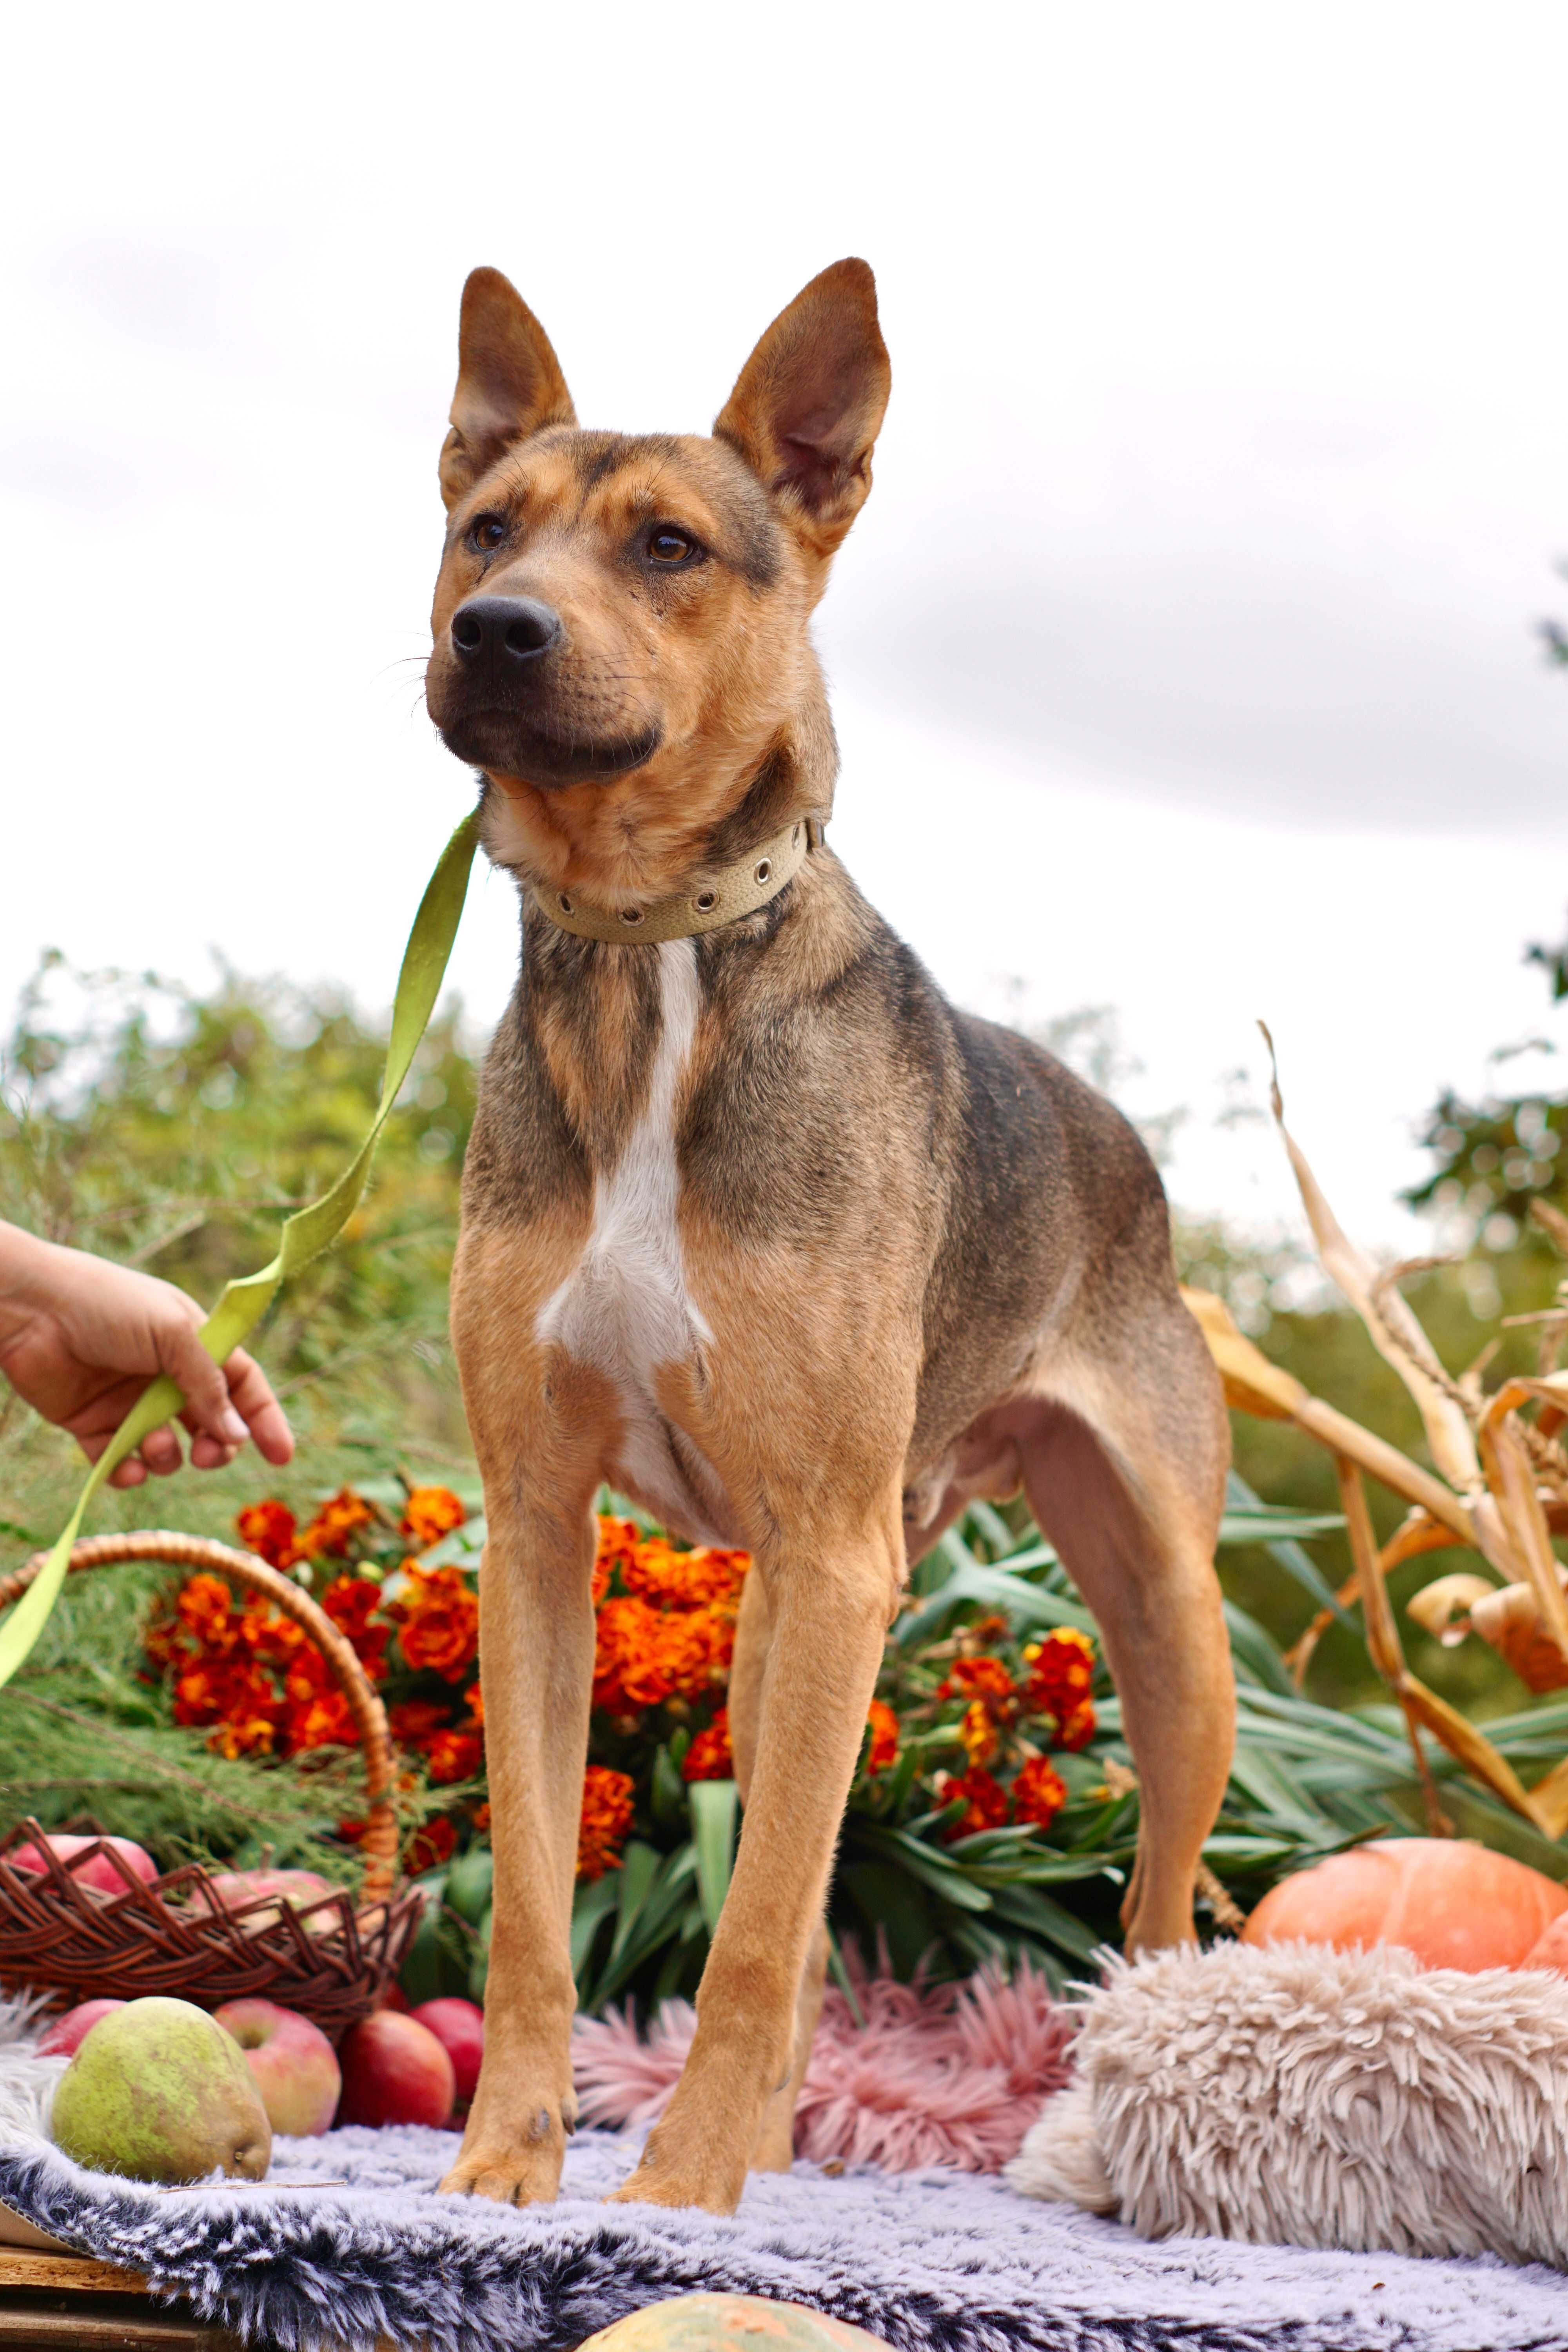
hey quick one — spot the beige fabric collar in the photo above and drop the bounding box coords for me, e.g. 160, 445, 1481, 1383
527, 817, 821, 944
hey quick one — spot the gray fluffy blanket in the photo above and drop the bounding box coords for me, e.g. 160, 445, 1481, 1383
5, 2120, 1568, 2352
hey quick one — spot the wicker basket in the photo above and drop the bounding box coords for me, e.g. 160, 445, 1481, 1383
0, 1532, 423, 2038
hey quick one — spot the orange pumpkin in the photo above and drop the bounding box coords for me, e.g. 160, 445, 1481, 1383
1242, 1838, 1568, 1972
1523, 1912, 1568, 1973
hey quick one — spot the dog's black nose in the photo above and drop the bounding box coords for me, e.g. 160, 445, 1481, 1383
450, 595, 562, 666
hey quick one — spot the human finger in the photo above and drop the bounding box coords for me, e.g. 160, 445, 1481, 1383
188, 1431, 241, 1471
221, 1348, 294, 1465
156, 1312, 250, 1451
141, 1423, 185, 1476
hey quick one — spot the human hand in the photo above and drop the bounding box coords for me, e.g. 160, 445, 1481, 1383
0, 1224, 294, 1488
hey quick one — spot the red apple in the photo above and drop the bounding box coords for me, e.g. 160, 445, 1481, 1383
377, 1983, 410, 2014
11, 1834, 158, 1897
188, 1869, 339, 1931
37, 1999, 126, 2058
410, 1998, 484, 2106
213, 1998, 341, 2138
337, 2011, 455, 2128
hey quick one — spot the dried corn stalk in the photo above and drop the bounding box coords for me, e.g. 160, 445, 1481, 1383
1183, 1036, 1568, 1843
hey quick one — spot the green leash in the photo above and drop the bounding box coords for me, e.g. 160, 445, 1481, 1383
0, 809, 481, 1690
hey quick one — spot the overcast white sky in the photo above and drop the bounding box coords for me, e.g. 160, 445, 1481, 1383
3, 3, 1566, 1252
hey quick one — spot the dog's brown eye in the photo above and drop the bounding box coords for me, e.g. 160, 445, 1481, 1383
648, 530, 695, 565
470, 514, 507, 551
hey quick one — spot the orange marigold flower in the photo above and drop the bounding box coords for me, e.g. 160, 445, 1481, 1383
593, 1515, 642, 1604
322, 1576, 390, 1681
174, 1656, 277, 1730
288, 1689, 359, 1752
236, 1501, 298, 1569
1023, 1628, 1096, 1740
622, 1539, 750, 1612
463, 1681, 483, 1729
1011, 1754, 1069, 1831
937, 1768, 1009, 1840
283, 1649, 331, 1708
865, 1698, 899, 1774
593, 1595, 728, 1712
471, 1803, 491, 1834
958, 1698, 999, 1768
400, 1485, 468, 1549
211, 1713, 279, 1760
395, 1565, 480, 1681
577, 1765, 635, 1880
390, 1699, 450, 1748
405, 1816, 457, 1877
682, 1709, 733, 1782
939, 1657, 1017, 1713
244, 1605, 308, 1667
966, 1614, 1012, 1648
294, 1487, 374, 1561
176, 1573, 237, 1648
1058, 1699, 1097, 1753
425, 1728, 484, 1786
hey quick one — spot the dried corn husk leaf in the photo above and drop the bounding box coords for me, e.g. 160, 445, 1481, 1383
1477, 1386, 1568, 1660
1182, 1288, 1475, 1541
1468, 1580, 1568, 1694
1286, 1510, 1464, 1689
1260, 1025, 1481, 1496
1180, 1287, 1303, 1419
1335, 1455, 1542, 1831
1407, 1573, 1498, 1646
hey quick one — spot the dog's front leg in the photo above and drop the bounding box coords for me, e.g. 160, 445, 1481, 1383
439, 1476, 598, 2205
609, 1494, 900, 2213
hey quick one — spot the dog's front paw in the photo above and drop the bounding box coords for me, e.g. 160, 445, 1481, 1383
439, 2106, 564, 2205
607, 2132, 746, 2215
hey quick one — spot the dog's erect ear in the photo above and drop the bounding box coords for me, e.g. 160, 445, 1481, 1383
439, 267, 577, 510
713, 259, 890, 557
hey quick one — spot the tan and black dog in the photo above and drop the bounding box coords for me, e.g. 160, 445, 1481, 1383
424, 258, 1234, 2215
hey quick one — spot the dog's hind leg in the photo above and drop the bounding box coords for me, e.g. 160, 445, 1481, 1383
1018, 1311, 1233, 1954
609, 1486, 902, 2212
727, 1568, 830, 2172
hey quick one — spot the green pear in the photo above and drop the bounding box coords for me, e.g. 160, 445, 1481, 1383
50, 1996, 271, 2184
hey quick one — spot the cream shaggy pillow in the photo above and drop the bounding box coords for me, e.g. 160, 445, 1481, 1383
1006, 1939, 1568, 2267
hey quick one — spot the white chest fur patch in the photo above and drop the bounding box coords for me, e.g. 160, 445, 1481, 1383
535, 940, 724, 1529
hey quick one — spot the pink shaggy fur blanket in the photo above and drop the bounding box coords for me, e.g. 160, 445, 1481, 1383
572, 1961, 1074, 2173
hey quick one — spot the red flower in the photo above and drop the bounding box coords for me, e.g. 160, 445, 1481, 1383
288, 1689, 359, 1752
1023, 1629, 1097, 1747
405, 1816, 457, 1877
578, 1766, 635, 1880
390, 1700, 449, 1748
865, 1699, 899, 1774
322, 1576, 390, 1681
682, 1710, 733, 1782
939, 1657, 1017, 1715
1011, 1754, 1069, 1831
236, 1501, 298, 1570
937, 1768, 1009, 1839
394, 1566, 480, 1682
425, 1729, 484, 1786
